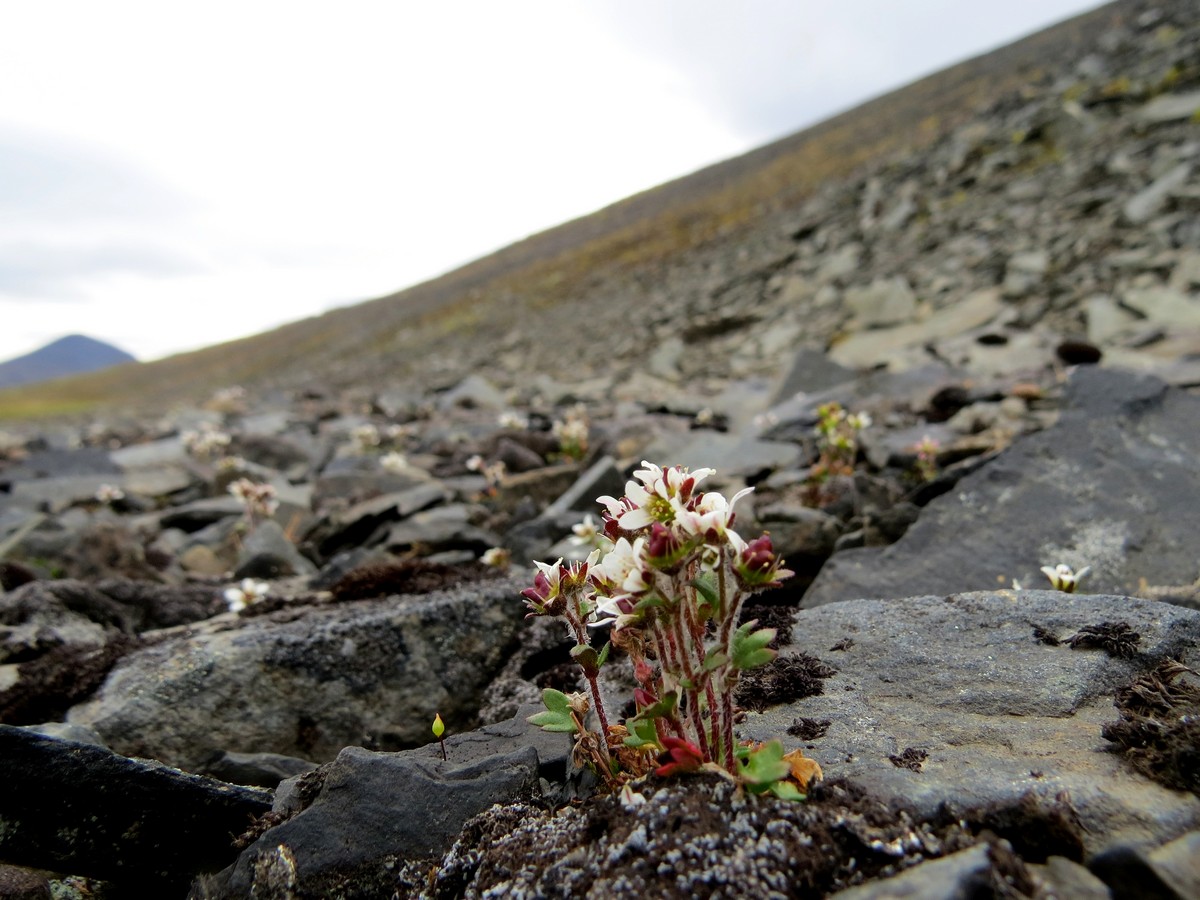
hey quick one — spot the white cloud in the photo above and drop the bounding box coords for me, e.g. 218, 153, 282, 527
0, 1, 1102, 363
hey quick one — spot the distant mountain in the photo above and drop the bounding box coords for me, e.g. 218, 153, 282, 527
0, 335, 137, 389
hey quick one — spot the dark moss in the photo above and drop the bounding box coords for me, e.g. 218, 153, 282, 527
888, 747, 928, 771
1064, 621, 1140, 658
1101, 658, 1200, 793
734, 652, 836, 713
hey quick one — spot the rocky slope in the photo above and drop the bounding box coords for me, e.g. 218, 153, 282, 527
1, 0, 1200, 896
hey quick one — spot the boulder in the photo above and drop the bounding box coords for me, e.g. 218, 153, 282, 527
67, 574, 527, 770
0, 725, 270, 895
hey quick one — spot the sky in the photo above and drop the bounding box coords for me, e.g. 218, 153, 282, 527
0, 1, 1104, 364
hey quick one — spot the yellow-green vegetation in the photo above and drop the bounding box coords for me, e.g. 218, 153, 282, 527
0, 2, 1119, 422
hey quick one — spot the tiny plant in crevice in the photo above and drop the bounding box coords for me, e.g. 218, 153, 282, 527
523, 461, 820, 800
552, 404, 590, 463
805, 402, 870, 505
228, 478, 279, 530
910, 435, 940, 483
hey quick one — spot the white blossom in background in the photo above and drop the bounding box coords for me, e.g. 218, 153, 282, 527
497, 411, 527, 430
94, 484, 125, 504
228, 478, 279, 523
480, 547, 511, 568
350, 424, 381, 454
224, 578, 270, 613
181, 426, 232, 461
380, 451, 409, 474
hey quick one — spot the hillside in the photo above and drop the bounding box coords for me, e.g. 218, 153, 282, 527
0, 335, 136, 391
0, 0, 1152, 420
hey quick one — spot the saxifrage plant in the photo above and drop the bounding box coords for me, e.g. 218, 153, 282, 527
522, 461, 820, 800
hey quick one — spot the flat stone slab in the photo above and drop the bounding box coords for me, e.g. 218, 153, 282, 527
748, 590, 1200, 855
804, 367, 1200, 607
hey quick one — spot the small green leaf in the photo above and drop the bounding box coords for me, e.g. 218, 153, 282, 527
632, 690, 678, 722
526, 688, 579, 734
768, 780, 806, 801
596, 641, 611, 669
622, 717, 661, 749
738, 739, 791, 789
702, 647, 729, 672
730, 620, 777, 670
570, 643, 600, 676
691, 573, 718, 608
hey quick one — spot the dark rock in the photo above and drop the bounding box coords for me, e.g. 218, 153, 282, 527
805, 368, 1200, 607
66, 574, 528, 770
771, 346, 857, 405
540, 455, 626, 518
198, 750, 319, 789
0, 725, 270, 895
202, 744, 540, 899
0, 864, 51, 900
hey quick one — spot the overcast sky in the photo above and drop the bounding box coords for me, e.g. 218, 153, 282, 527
0, 1, 1104, 364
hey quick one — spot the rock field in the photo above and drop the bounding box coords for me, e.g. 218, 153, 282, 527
2, 0, 1200, 896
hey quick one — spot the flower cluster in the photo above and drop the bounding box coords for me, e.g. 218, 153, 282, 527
911, 435, 941, 483
552, 405, 590, 462
523, 462, 813, 799
94, 483, 125, 505
181, 426, 232, 462
228, 478, 279, 526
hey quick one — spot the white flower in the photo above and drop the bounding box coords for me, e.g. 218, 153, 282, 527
380, 451, 409, 474
592, 536, 650, 598
498, 411, 527, 430
224, 578, 269, 613
480, 547, 511, 568
465, 454, 485, 472
95, 484, 125, 504
1040, 563, 1091, 593
847, 411, 872, 430
676, 486, 753, 543
569, 514, 600, 546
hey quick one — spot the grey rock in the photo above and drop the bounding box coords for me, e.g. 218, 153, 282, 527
198, 749, 319, 788
829, 844, 996, 899
749, 591, 1200, 854
1, 448, 120, 480
381, 504, 501, 555
67, 574, 526, 770
208, 744, 540, 898
235, 520, 316, 578
1123, 162, 1192, 225
0, 724, 271, 895
771, 346, 856, 405
1121, 285, 1200, 329
438, 373, 506, 410
829, 288, 1003, 370
0, 578, 222, 664
805, 368, 1200, 607
312, 482, 448, 557
541, 455, 625, 518
1138, 90, 1200, 124
845, 276, 918, 329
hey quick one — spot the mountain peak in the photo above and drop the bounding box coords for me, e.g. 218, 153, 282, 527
0, 335, 137, 389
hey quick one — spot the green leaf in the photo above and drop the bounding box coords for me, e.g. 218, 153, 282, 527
702, 647, 729, 672
730, 620, 777, 670
737, 739, 791, 789
570, 643, 600, 676
768, 781, 806, 801
596, 641, 611, 669
632, 690, 678, 722
622, 717, 661, 750
526, 688, 579, 734
691, 572, 718, 614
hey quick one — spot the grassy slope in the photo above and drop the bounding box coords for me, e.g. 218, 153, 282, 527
0, 1, 1125, 421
